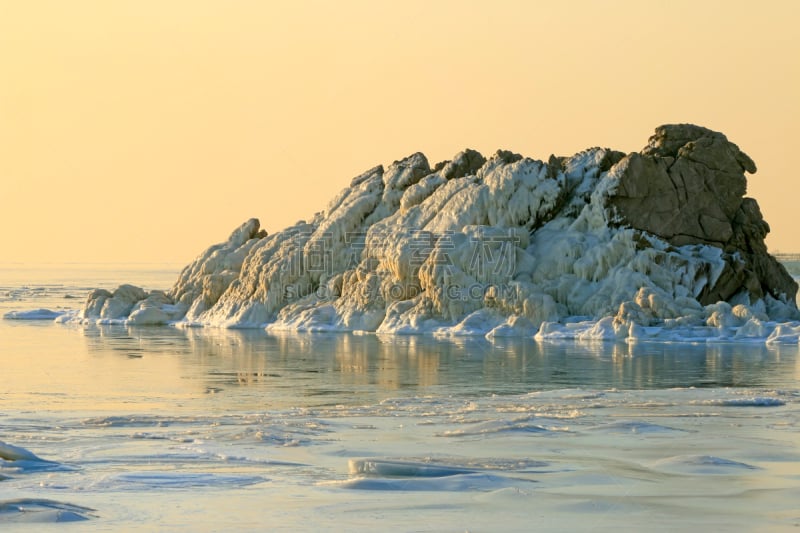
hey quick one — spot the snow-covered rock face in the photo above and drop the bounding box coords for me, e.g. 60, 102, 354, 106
76, 124, 799, 341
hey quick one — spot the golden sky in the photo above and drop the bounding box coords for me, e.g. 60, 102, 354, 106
1, 0, 799, 264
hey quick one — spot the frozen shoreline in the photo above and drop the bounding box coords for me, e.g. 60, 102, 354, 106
3, 278, 799, 530
6, 305, 800, 345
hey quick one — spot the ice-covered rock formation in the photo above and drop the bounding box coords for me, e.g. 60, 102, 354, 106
76, 124, 799, 341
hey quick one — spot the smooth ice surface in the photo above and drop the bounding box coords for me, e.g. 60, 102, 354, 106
2, 265, 800, 530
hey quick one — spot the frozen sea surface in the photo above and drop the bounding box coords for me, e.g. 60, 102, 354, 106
1, 264, 799, 531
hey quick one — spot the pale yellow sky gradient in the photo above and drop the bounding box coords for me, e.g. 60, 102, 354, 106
1, 0, 799, 264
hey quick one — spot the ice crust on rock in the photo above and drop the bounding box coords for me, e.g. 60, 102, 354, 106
74, 124, 800, 342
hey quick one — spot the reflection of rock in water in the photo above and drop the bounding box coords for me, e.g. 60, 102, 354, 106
73, 124, 798, 341
77, 326, 799, 392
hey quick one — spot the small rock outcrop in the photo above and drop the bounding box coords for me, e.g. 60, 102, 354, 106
76, 124, 798, 339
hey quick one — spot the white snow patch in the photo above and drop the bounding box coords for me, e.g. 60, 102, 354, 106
3, 309, 66, 320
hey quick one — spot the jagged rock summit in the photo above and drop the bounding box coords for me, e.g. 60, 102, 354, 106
76, 124, 798, 341
608, 124, 795, 306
